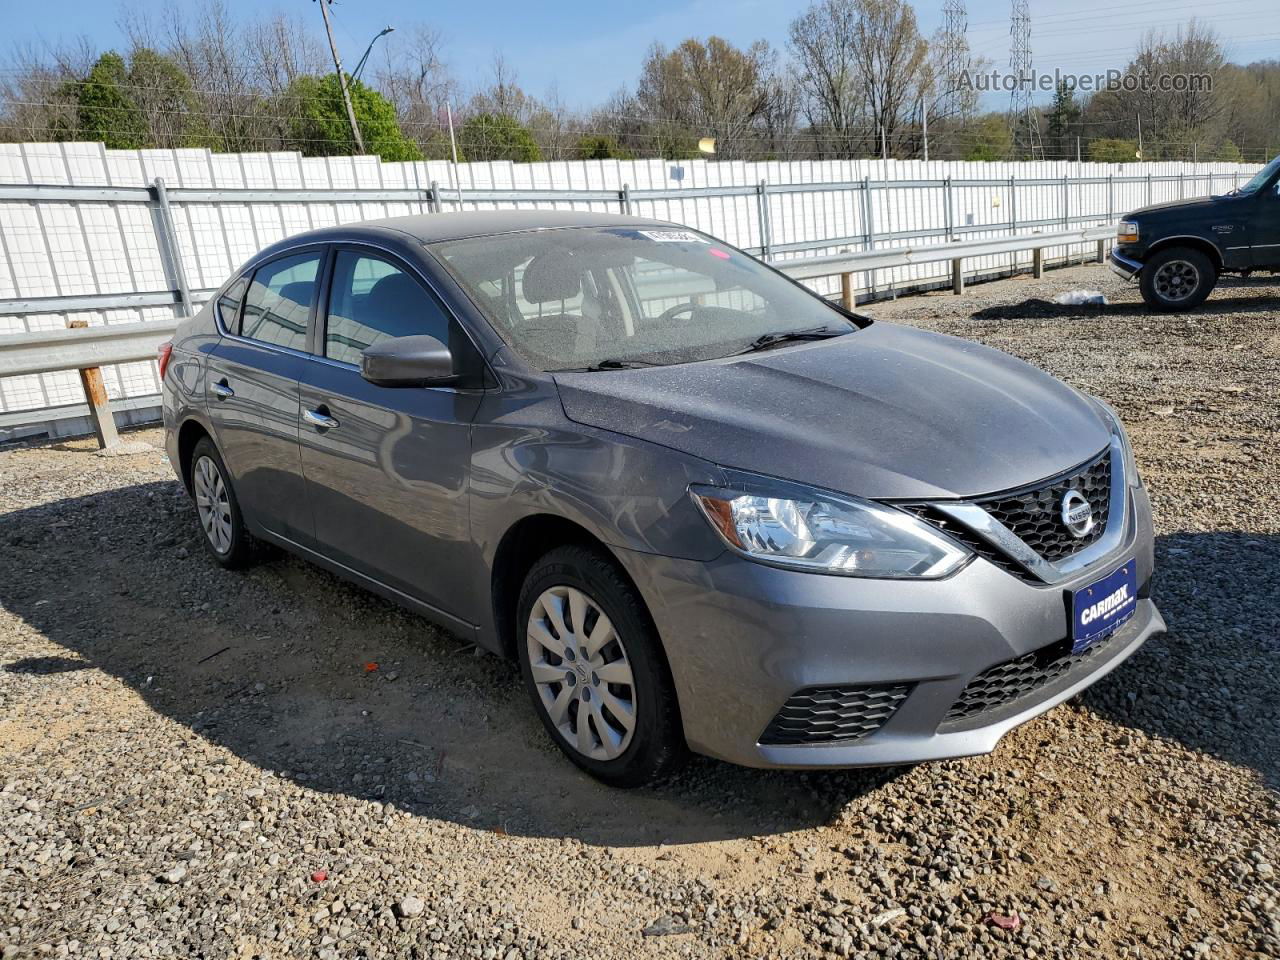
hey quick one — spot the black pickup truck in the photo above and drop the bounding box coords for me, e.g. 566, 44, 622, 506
1110, 154, 1280, 310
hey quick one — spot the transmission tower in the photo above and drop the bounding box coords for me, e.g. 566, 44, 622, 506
937, 0, 968, 119
1008, 0, 1043, 160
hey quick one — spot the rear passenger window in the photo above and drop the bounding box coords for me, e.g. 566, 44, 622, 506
324, 252, 452, 367
216, 277, 247, 332
240, 253, 321, 351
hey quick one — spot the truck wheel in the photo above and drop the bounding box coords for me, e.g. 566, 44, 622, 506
1139, 247, 1217, 311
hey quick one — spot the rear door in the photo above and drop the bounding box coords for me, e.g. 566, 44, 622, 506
297, 247, 484, 620
206, 250, 323, 544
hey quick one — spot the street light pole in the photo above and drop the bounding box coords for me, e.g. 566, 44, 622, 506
352, 26, 395, 83
315, 0, 365, 155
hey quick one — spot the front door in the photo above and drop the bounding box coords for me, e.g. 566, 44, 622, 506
206, 251, 323, 544
1249, 182, 1280, 268
297, 249, 483, 621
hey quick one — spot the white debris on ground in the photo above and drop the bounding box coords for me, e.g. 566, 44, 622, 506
1052, 289, 1108, 305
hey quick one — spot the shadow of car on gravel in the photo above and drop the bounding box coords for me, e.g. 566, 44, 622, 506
969, 277, 1280, 322
1, 478, 1275, 844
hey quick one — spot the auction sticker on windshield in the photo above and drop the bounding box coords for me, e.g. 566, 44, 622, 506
638, 230, 706, 243
1070, 559, 1137, 653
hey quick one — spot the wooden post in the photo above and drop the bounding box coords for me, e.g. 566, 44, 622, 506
68, 319, 120, 449
840, 272, 855, 310
1033, 247, 1044, 279
951, 258, 964, 295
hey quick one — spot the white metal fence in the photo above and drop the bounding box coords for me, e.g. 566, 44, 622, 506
0, 141, 1261, 437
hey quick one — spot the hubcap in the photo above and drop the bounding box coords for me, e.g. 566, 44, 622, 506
193, 455, 233, 554
1153, 259, 1200, 302
526, 586, 636, 761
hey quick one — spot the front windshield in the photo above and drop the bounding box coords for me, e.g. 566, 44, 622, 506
431, 226, 855, 371
1236, 155, 1280, 196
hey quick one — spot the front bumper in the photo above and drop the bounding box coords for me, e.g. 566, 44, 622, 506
618, 483, 1162, 769
1109, 249, 1144, 281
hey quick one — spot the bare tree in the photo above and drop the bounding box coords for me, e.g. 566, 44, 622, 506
633, 37, 782, 160
1083, 20, 1226, 160
0, 39, 95, 142
790, 0, 928, 158
789, 0, 867, 157
467, 53, 540, 123
371, 25, 455, 155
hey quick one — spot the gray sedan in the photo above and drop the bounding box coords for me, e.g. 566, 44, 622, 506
161, 211, 1165, 786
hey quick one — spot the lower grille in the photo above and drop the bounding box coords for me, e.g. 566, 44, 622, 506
760, 684, 911, 746
942, 630, 1122, 726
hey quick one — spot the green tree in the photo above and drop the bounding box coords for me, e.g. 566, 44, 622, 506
964, 114, 1011, 161
283, 74, 422, 161
1046, 80, 1081, 160
1088, 137, 1139, 163
75, 52, 146, 149
128, 48, 213, 148
458, 113, 542, 162
577, 134, 632, 160
1214, 138, 1244, 162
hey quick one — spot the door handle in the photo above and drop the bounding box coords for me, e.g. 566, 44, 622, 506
211, 379, 234, 399
303, 407, 340, 430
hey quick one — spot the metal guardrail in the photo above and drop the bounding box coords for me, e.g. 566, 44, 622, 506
0, 222, 1117, 446
779, 223, 1116, 280
0, 318, 178, 378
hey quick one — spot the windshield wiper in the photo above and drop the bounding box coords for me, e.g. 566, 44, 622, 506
737, 325, 845, 355
574, 357, 667, 372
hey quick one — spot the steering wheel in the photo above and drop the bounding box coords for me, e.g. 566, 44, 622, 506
655, 301, 698, 323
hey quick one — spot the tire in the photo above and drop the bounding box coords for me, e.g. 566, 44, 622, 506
516, 545, 684, 787
188, 436, 254, 569
1139, 246, 1217, 311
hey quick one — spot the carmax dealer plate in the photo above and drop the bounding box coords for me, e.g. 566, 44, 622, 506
1071, 559, 1137, 653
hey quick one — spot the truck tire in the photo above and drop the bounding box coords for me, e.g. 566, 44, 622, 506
1139, 247, 1217, 311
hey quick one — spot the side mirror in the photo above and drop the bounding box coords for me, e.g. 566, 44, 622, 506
360, 335, 457, 387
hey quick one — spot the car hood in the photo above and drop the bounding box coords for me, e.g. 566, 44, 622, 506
1126, 196, 1228, 219
553, 323, 1112, 500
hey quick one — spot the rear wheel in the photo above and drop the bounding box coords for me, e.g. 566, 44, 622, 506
516, 545, 683, 787
1139, 247, 1217, 311
189, 436, 253, 569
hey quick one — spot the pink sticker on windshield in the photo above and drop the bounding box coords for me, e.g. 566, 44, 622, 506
708, 248, 730, 260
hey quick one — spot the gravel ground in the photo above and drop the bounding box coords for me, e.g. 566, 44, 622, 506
1, 263, 1278, 960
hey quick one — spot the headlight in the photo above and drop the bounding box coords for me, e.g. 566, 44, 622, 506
1090, 396, 1140, 487
1117, 220, 1140, 244
690, 480, 971, 578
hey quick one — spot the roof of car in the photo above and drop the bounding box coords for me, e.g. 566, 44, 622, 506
298, 210, 674, 246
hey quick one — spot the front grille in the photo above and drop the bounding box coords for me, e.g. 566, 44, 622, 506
904, 505, 1029, 579
905, 448, 1114, 583
973, 449, 1112, 562
942, 630, 1122, 726
760, 684, 911, 746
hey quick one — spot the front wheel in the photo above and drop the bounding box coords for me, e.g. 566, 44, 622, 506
516, 545, 684, 787
1139, 247, 1217, 311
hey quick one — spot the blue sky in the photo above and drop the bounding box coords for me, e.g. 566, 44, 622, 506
3, 0, 1278, 109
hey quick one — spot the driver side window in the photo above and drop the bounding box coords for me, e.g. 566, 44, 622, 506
324, 252, 452, 367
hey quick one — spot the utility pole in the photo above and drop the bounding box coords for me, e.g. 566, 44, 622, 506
315, 0, 365, 155
922, 97, 929, 163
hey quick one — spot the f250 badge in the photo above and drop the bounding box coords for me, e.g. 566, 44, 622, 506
1212, 224, 1234, 233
